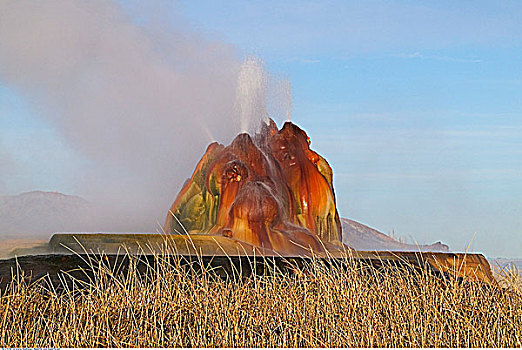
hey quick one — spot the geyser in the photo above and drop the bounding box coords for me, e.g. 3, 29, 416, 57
5, 119, 495, 285
164, 119, 342, 255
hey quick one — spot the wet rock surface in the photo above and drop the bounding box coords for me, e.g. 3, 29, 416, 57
164, 120, 342, 255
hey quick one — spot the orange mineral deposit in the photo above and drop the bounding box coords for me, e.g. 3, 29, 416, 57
164, 120, 342, 255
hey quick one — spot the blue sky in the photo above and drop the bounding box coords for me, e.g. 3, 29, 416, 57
1, 0, 521, 257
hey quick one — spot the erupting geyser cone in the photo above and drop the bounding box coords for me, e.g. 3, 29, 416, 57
164, 119, 342, 255
4, 120, 495, 284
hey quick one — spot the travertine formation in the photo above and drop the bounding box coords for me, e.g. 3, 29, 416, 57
164, 120, 342, 255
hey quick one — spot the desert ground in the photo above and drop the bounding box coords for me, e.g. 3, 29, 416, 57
1, 235, 47, 259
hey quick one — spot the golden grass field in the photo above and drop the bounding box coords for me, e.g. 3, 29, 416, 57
0, 252, 521, 348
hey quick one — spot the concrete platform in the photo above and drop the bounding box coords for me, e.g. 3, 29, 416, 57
2, 232, 496, 288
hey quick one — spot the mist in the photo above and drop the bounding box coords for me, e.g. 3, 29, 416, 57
0, 0, 296, 235
0, 0, 275, 233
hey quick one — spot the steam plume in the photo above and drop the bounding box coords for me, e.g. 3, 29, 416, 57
0, 0, 243, 231
0, 0, 295, 233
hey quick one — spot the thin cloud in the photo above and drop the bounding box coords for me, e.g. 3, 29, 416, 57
284, 57, 321, 64
393, 52, 483, 63
336, 169, 521, 181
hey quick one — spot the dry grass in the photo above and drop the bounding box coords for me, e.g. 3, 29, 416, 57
0, 252, 521, 348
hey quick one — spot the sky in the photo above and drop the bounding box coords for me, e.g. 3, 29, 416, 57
1, 0, 521, 257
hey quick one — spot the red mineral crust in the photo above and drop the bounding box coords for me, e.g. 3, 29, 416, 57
164, 120, 343, 255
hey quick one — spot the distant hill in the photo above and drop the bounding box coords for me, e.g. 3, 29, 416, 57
0, 191, 94, 237
341, 218, 449, 252
488, 258, 522, 274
